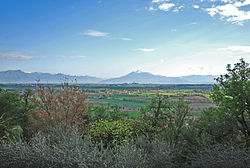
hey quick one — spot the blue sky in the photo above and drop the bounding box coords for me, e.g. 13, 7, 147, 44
0, 0, 249, 78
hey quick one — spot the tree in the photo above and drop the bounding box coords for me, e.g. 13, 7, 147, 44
140, 95, 189, 128
90, 104, 127, 121
140, 95, 190, 146
140, 95, 172, 127
0, 88, 33, 141
211, 58, 250, 147
192, 108, 238, 146
31, 84, 90, 133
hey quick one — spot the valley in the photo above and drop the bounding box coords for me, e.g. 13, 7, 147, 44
1, 83, 215, 118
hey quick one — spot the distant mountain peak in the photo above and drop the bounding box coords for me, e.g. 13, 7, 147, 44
134, 70, 143, 73
7, 69, 23, 72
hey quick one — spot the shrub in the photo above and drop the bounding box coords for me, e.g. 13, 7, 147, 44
191, 145, 250, 168
88, 118, 159, 147
112, 137, 175, 168
0, 126, 113, 168
192, 108, 238, 146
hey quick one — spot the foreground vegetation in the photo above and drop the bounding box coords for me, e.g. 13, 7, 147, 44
0, 59, 249, 167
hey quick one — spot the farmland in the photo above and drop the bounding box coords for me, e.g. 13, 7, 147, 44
0, 83, 215, 117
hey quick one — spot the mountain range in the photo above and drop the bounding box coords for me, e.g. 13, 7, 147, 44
0, 70, 217, 84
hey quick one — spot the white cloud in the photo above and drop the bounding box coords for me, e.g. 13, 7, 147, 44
150, 0, 180, 12
152, 0, 169, 3
148, 6, 156, 11
206, 8, 219, 17
0, 51, 44, 60
218, 46, 250, 53
148, 0, 250, 24
234, 0, 250, 7
81, 29, 109, 37
173, 5, 184, 12
120, 37, 133, 41
138, 48, 155, 52
171, 29, 177, 31
205, 1, 250, 24
217, 4, 243, 17
158, 3, 175, 11
193, 5, 200, 9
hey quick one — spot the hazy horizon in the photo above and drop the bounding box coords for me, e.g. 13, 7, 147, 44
0, 0, 250, 78
0, 69, 219, 79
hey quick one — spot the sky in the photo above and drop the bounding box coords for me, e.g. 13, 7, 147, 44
0, 0, 249, 78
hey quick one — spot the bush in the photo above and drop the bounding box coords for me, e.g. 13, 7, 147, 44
112, 137, 175, 168
192, 108, 239, 146
88, 118, 159, 147
0, 127, 178, 168
4, 126, 249, 168
191, 145, 250, 168
0, 126, 113, 168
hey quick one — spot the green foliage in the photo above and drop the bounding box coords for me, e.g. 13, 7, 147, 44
1, 126, 249, 168
140, 95, 190, 128
90, 106, 109, 121
112, 137, 175, 168
0, 114, 11, 140
0, 88, 33, 141
0, 127, 176, 168
0, 117, 13, 142
88, 119, 159, 147
140, 95, 171, 127
90, 105, 127, 121
141, 96, 190, 145
110, 105, 128, 120
191, 145, 250, 168
0, 126, 114, 168
193, 108, 238, 146
2, 125, 23, 142
211, 58, 250, 147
